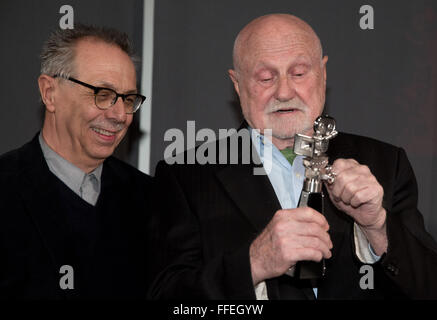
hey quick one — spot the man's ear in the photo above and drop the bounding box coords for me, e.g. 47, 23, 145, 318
38, 75, 57, 113
228, 69, 241, 97
322, 55, 328, 85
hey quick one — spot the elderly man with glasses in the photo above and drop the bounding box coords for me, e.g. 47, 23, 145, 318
0, 25, 155, 299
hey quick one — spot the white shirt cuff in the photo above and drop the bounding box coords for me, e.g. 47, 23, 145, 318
354, 222, 381, 263
254, 281, 269, 300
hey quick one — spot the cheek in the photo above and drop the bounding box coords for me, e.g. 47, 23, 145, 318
244, 83, 273, 111
62, 102, 89, 136
83, 112, 101, 131
297, 79, 325, 109
122, 116, 133, 133
125, 115, 134, 127
116, 116, 133, 139
239, 80, 276, 127
81, 110, 107, 141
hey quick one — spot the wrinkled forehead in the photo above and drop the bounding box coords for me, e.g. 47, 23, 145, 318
239, 30, 322, 71
249, 30, 319, 54
73, 38, 137, 81
233, 15, 323, 71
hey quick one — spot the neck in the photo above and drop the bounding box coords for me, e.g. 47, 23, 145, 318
271, 136, 295, 150
270, 128, 314, 150
41, 125, 103, 174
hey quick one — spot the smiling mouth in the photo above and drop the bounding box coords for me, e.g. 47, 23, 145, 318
91, 127, 118, 137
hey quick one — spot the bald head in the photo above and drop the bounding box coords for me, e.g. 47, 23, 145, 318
228, 13, 328, 149
233, 14, 323, 73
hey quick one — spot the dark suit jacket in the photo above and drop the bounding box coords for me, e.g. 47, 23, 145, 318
150, 131, 437, 299
0, 134, 156, 299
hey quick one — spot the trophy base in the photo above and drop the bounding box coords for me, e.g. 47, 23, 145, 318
295, 260, 326, 280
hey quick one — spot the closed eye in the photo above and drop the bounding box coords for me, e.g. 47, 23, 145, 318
293, 72, 306, 77
291, 62, 310, 78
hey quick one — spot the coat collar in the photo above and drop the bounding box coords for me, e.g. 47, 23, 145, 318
214, 133, 281, 233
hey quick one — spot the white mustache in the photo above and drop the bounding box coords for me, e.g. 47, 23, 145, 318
90, 119, 126, 132
266, 98, 308, 113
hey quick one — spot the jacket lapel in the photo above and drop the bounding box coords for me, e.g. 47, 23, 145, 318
15, 135, 72, 276
215, 138, 281, 233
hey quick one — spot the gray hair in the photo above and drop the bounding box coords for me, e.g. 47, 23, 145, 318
40, 24, 139, 78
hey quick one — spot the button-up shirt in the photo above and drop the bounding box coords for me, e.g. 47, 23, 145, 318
39, 133, 102, 206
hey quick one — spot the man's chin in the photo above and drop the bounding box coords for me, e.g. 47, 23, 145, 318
88, 145, 118, 162
271, 126, 305, 139
271, 120, 314, 138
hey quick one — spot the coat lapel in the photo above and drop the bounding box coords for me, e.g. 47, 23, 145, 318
215, 141, 281, 233
15, 135, 72, 276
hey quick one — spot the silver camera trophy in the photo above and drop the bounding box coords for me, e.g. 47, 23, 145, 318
293, 115, 337, 280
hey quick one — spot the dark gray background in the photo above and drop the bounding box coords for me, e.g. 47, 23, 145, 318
0, 0, 436, 237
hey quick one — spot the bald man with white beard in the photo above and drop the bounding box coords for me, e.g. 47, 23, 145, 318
150, 14, 437, 300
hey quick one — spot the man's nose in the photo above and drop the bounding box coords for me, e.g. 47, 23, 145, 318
105, 96, 127, 123
275, 76, 296, 102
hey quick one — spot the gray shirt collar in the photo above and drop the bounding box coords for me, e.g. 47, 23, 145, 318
38, 133, 103, 205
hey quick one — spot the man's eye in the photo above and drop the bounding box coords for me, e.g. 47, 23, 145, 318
293, 67, 309, 77
261, 78, 272, 82
97, 90, 113, 98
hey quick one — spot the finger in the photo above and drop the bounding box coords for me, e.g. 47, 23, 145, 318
331, 158, 359, 175
299, 235, 333, 258
350, 185, 383, 208
291, 221, 333, 248
328, 165, 373, 201
337, 168, 379, 205
328, 171, 360, 201
338, 176, 370, 205
327, 193, 350, 213
293, 247, 328, 263
278, 207, 329, 230
291, 207, 330, 230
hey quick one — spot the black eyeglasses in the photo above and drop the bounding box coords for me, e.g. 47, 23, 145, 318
54, 75, 146, 114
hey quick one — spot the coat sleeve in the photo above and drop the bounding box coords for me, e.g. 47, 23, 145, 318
148, 161, 257, 300
380, 147, 437, 298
